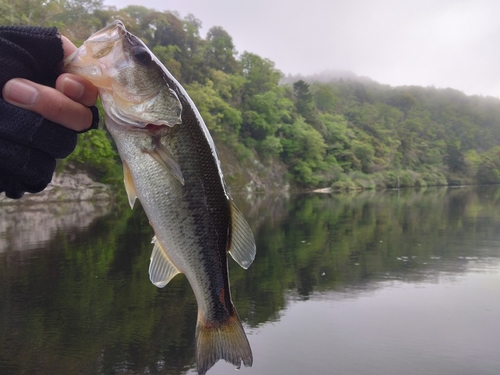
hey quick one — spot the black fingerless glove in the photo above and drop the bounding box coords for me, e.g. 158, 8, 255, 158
0, 25, 99, 199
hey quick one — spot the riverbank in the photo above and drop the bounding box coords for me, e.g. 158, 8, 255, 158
0, 173, 112, 204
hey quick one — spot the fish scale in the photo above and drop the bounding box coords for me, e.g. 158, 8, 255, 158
64, 20, 256, 375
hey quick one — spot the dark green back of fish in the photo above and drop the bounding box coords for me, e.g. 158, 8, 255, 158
163, 75, 235, 322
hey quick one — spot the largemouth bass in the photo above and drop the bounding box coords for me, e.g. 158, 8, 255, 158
64, 20, 256, 375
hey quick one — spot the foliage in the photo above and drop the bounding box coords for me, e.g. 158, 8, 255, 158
8, 0, 500, 189
185, 80, 242, 136
57, 127, 121, 182
476, 147, 500, 184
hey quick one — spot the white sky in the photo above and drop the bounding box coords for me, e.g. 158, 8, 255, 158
104, 0, 500, 98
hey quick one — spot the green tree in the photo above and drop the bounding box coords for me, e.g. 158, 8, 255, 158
477, 159, 500, 184
352, 140, 375, 173
293, 80, 315, 122
186, 80, 243, 138
240, 52, 282, 99
445, 141, 466, 173
312, 82, 338, 113
281, 118, 328, 186
58, 128, 120, 182
205, 26, 239, 74
16, 1, 500, 190
152, 44, 182, 77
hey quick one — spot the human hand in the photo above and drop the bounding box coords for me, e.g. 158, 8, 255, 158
2, 37, 98, 132
0, 26, 100, 198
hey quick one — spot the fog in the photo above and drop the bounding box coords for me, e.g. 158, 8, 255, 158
104, 0, 500, 98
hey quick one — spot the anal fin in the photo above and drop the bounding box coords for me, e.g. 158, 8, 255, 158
228, 201, 256, 269
149, 236, 181, 288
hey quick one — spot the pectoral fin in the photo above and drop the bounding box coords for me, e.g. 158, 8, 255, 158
144, 137, 184, 185
228, 201, 256, 269
123, 161, 137, 209
149, 236, 181, 288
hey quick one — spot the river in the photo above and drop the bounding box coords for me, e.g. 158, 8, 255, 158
1, 186, 499, 374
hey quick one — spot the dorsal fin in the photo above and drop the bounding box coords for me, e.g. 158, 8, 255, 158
149, 236, 181, 288
228, 201, 256, 269
123, 161, 137, 209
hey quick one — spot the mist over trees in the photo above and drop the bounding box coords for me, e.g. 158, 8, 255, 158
4, 0, 500, 190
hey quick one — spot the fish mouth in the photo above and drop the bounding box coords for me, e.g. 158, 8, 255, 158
63, 20, 127, 66
65, 19, 183, 130
89, 20, 127, 43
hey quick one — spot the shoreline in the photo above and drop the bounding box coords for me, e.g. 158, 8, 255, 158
0, 173, 112, 205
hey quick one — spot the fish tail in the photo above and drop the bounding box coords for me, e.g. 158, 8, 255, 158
195, 310, 252, 375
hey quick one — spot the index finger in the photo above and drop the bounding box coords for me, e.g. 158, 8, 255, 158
3, 78, 95, 132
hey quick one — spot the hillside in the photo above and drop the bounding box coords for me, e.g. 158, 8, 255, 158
4, 1, 500, 192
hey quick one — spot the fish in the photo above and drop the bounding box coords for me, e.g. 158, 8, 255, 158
63, 20, 256, 375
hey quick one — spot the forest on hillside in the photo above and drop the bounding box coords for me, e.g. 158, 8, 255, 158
3, 0, 500, 191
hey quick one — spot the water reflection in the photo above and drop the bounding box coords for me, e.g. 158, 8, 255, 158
241, 187, 500, 301
1, 187, 500, 374
0, 200, 113, 253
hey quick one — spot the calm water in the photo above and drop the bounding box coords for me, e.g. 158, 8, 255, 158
1, 187, 500, 375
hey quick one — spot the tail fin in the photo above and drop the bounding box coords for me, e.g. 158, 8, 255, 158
196, 311, 253, 375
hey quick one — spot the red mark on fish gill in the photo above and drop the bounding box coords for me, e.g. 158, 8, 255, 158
143, 124, 165, 132
133, 124, 167, 133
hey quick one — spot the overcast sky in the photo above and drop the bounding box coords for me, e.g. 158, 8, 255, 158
104, 0, 500, 98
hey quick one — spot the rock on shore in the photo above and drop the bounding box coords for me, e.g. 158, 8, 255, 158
0, 173, 112, 204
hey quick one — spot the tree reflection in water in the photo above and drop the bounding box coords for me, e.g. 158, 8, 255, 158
1, 186, 500, 374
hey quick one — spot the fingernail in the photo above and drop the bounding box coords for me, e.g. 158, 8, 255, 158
61, 76, 84, 100
4, 80, 38, 105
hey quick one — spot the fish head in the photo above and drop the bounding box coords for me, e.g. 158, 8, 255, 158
64, 20, 182, 130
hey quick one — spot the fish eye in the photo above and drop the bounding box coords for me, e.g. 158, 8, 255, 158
131, 46, 152, 65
